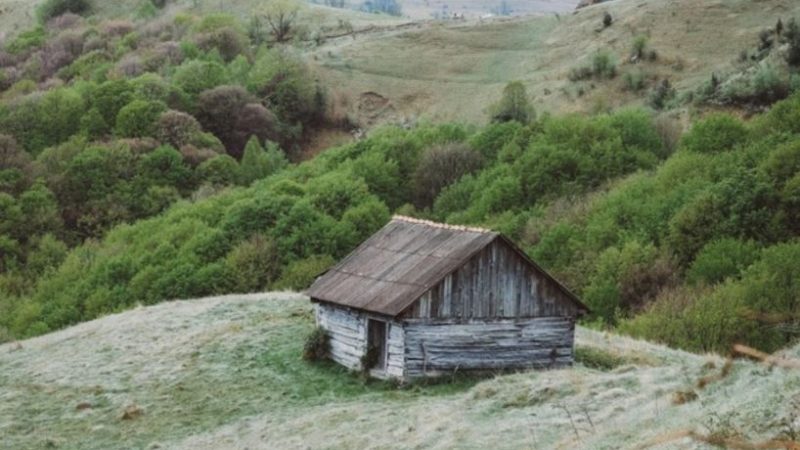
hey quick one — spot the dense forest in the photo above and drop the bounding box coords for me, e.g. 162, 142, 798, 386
0, 0, 799, 355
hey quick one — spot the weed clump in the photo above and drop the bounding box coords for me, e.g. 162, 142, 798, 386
302, 326, 330, 361
602, 12, 613, 28
575, 346, 626, 370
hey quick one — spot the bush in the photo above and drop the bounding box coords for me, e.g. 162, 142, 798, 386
273, 254, 335, 290
194, 27, 248, 62
239, 137, 287, 185
623, 70, 647, 92
575, 346, 625, 370
6, 27, 46, 55
198, 154, 241, 185
631, 35, 648, 61
224, 234, 280, 292
681, 114, 748, 154
648, 79, 676, 110
195, 85, 252, 154
490, 81, 535, 124
686, 238, 760, 285
246, 49, 317, 126
592, 51, 617, 79
115, 100, 167, 138
302, 326, 330, 361
412, 142, 483, 208
37, 0, 92, 23
156, 110, 202, 148
173, 60, 228, 96
602, 12, 612, 28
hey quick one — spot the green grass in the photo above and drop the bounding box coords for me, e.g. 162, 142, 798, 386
0, 295, 480, 450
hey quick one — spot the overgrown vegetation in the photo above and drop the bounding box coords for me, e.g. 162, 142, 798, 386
303, 326, 330, 361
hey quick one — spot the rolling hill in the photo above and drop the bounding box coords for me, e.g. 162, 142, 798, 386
311, 0, 800, 127
1, 293, 798, 449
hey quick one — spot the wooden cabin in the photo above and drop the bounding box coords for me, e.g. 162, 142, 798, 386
306, 216, 589, 380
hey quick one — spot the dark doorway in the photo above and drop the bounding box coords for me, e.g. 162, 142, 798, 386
367, 319, 387, 370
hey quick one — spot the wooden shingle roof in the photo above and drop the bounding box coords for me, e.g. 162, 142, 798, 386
306, 216, 587, 317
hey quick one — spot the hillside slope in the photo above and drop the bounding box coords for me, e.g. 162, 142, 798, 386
312, 0, 800, 126
1, 293, 797, 450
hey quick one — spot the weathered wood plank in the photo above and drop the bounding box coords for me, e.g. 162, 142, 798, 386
403, 317, 575, 377
402, 240, 582, 320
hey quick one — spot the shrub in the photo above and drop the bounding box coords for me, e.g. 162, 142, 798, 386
239, 137, 287, 185
224, 234, 280, 292
686, 238, 760, 285
173, 60, 228, 96
198, 154, 241, 185
602, 12, 612, 28
232, 103, 280, 157
681, 114, 748, 153
302, 326, 330, 361
648, 79, 676, 110
37, 0, 92, 23
490, 81, 535, 124
592, 51, 617, 79
1, 87, 86, 154
412, 142, 483, 208
136, 146, 192, 190
194, 27, 248, 62
6, 27, 46, 55
247, 49, 317, 126
631, 35, 648, 61
575, 346, 625, 370
273, 254, 335, 290
623, 70, 647, 92
196, 86, 279, 157
156, 110, 202, 148
115, 100, 168, 138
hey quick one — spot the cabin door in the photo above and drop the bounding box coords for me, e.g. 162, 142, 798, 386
367, 319, 387, 370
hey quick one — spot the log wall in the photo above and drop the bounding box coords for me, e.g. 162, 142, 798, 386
315, 302, 405, 378
403, 316, 575, 378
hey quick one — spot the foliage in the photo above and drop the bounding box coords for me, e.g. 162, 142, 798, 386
302, 326, 330, 361
490, 81, 535, 124
115, 100, 167, 138
260, 0, 302, 42
412, 142, 483, 208
602, 12, 612, 28
575, 346, 625, 370
680, 114, 749, 154
592, 51, 617, 79
37, 0, 92, 23
686, 238, 761, 285
240, 137, 287, 185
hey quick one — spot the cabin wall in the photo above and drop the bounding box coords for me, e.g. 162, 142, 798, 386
315, 302, 405, 378
403, 317, 575, 378
402, 240, 579, 320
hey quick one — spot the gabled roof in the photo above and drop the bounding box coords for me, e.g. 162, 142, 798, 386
306, 216, 588, 317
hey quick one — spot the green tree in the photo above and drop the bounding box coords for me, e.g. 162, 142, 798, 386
491, 81, 535, 124
239, 137, 287, 184
115, 100, 167, 138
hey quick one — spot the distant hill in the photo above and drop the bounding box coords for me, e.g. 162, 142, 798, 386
311, 0, 800, 128
1, 293, 797, 449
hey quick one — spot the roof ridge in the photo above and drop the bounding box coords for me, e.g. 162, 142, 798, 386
391, 215, 494, 234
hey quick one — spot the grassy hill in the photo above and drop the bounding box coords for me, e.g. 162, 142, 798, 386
1, 293, 798, 450
312, 0, 800, 126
